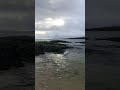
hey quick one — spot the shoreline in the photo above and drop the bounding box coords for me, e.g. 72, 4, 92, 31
35, 40, 73, 56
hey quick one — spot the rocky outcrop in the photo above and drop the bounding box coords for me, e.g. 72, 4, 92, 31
35, 41, 72, 56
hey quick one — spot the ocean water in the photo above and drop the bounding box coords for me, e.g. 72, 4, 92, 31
0, 63, 34, 90
35, 39, 85, 90
86, 31, 120, 89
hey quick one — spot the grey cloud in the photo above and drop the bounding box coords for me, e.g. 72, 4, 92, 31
0, 0, 34, 36
36, 0, 85, 39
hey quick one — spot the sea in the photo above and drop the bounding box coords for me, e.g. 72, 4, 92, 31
35, 38, 85, 90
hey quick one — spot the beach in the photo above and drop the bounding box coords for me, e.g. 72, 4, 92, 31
35, 39, 85, 90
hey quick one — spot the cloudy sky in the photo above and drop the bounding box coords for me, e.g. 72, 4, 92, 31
86, 0, 120, 28
35, 0, 85, 39
1, 0, 119, 37
0, 0, 34, 37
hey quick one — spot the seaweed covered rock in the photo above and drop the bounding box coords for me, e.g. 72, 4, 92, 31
35, 41, 72, 56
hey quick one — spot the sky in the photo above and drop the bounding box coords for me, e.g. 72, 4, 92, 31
35, 0, 85, 39
86, 0, 120, 28
0, 0, 120, 37
0, 0, 34, 37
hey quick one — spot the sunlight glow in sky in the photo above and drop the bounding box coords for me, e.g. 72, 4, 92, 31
49, 18, 65, 27
35, 18, 65, 29
35, 31, 47, 35
35, 0, 85, 39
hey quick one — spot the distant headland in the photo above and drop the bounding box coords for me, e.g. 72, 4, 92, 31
86, 26, 120, 31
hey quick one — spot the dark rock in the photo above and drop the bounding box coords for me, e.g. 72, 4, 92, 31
0, 36, 34, 70
35, 41, 72, 56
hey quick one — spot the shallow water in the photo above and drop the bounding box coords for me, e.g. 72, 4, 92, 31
35, 39, 85, 90
0, 63, 34, 90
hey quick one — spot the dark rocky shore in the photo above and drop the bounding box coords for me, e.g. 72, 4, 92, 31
0, 36, 34, 70
68, 37, 86, 39
0, 36, 35, 89
35, 40, 72, 56
0, 36, 72, 70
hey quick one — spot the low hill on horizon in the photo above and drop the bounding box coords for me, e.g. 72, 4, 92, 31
86, 26, 120, 31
